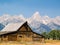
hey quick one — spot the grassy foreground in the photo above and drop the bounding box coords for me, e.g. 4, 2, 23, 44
0, 40, 60, 45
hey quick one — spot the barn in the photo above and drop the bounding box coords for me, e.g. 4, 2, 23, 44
0, 21, 45, 42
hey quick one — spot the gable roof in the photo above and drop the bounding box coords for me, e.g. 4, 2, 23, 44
0, 21, 45, 38
0, 21, 25, 35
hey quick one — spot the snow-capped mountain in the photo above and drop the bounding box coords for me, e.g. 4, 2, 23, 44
47, 22, 60, 30
29, 21, 51, 34
0, 14, 25, 25
52, 16, 60, 25
27, 12, 52, 25
0, 11, 60, 33
42, 16, 52, 25
27, 12, 42, 23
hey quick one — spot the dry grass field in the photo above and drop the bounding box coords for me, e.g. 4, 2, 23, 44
0, 40, 60, 45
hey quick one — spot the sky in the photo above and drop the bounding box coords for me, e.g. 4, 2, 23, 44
0, 0, 60, 18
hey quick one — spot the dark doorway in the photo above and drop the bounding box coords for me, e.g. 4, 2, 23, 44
8, 34, 17, 41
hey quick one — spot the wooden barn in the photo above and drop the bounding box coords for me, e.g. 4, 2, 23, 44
0, 21, 45, 42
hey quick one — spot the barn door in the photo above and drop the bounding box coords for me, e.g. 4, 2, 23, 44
8, 34, 17, 41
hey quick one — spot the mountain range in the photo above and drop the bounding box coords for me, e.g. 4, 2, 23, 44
0, 11, 60, 34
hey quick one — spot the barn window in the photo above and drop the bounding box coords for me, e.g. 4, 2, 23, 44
19, 36, 22, 38
4, 35, 7, 38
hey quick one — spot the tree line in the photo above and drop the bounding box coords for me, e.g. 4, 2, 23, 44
42, 30, 60, 40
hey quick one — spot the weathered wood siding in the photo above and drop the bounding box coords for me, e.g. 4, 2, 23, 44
8, 33, 17, 41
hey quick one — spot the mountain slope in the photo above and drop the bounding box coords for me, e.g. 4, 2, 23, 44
0, 23, 5, 31
29, 20, 51, 34
48, 22, 60, 30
